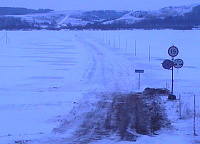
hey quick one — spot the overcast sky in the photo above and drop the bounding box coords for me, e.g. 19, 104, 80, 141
0, 0, 200, 11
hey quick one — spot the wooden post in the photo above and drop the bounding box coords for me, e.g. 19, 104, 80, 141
106, 33, 107, 44
135, 40, 137, 56
126, 37, 127, 52
6, 32, 7, 44
119, 36, 121, 49
193, 94, 197, 136
149, 46, 151, 62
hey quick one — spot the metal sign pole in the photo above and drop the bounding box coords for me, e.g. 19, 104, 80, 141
171, 58, 174, 95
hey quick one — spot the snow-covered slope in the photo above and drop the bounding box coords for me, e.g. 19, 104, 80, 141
3, 4, 199, 28
149, 4, 199, 18
108, 4, 199, 24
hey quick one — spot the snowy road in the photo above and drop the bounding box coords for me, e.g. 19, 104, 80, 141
75, 35, 137, 92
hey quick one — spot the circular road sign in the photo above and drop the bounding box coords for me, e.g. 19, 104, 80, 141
162, 59, 173, 69
174, 59, 184, 69
168, 46, 179, 57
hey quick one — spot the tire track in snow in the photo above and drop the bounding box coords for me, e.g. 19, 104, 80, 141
76, 36, 136, 92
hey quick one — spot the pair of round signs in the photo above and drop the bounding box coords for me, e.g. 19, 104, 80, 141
162, 59, 184, 69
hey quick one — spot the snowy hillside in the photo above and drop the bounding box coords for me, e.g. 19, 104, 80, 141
1, 4, 199, 29
148, 4, 198, 17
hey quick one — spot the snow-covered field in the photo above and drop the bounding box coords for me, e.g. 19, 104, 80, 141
0, 30, 200, 144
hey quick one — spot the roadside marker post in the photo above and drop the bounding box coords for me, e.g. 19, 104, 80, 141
149, 46, 151, 62
0, 32, 10, 44
126, 37, 128, 52
135, 70, 144, 90
135, 40, 137, 56
193, 94, 197, 136
119, 36, 121, 49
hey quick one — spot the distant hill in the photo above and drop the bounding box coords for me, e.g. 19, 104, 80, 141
1, 4, 200, 30
0, 7, 53, 15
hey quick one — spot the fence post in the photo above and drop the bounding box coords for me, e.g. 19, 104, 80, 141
193, 94, 197, 136
179, 94, 182, 119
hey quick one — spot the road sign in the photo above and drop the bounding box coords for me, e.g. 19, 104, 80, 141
162, 59, 173, 69
174, 59, 184, 68
135, 70, 144, 73
168, 46, 179, 57
135, 70, 144, 90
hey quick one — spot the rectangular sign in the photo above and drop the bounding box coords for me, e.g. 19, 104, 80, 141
135, 70, 144, 73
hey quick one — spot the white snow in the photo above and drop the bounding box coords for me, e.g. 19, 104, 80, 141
103, 13, 143, 24
0, 30, 200, 143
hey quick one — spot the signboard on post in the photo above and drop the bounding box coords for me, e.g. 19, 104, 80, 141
168, 46, 179, 57
135, 70, 144, 90
135, 70, 144, 73
174, 59, 184, 69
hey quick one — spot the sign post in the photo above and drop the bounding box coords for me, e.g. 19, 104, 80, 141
135, 70, 144, 90
162, 45, 183, 96
168, 46, 179, 95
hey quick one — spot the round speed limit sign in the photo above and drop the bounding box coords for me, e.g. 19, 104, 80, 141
168, 46, 179, 57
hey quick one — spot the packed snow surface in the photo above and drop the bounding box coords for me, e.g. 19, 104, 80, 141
0, 30, 199, 143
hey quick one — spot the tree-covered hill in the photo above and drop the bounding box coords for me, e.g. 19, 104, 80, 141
0, 7, 53, 15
